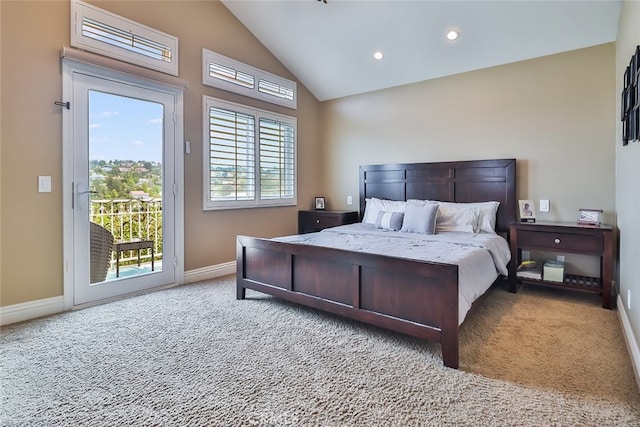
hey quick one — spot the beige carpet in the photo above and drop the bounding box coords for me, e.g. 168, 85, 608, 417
1, 276, 638, 426
460, 284, 639, 404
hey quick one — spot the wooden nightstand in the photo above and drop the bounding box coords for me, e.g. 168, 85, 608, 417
298, 210, 359, 234
508, 221, 614, 309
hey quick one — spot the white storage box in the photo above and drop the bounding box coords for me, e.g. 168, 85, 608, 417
543, 260, 565, 283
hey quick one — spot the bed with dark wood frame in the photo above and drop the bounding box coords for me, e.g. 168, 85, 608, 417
236, 158, 516, 368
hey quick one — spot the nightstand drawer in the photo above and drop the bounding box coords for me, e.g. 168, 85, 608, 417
298, 210, 359, 234
518, 230, 603, 254
305, 214, 341, 228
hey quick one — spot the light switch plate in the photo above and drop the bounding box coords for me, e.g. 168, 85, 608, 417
38, 176, 52, 193
539, 199, 550, 212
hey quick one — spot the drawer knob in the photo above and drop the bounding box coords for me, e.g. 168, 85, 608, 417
554, 238, 561, 244
316, 219, 320, 224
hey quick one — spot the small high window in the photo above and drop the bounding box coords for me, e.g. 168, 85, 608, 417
202, 49, 297, 110
71, 0, 179, 76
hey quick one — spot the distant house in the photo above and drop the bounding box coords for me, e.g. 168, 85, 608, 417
130, 190, 150, 200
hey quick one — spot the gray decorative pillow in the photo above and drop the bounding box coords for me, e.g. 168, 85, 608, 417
400, 202, 438, 234
375, 211, 404, 231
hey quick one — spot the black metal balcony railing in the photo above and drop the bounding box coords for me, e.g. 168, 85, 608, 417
90, 198, 162, 268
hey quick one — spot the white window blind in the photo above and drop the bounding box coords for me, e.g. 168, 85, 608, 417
81, 17, 172, 63
202, 49, 297, 110
209, 62, 255, 89
203, 97, 296, 210
208, 108, 256, 203
259, 118, 295, 200
71, 0, 179, 76
258, 79, 295, 101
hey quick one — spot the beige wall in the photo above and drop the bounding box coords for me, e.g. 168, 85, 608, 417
1, 1, 69, 306
322, 43, 615, 222
616, 1, 640, 355
0, 1, 322, 306
321, 43, 616, 276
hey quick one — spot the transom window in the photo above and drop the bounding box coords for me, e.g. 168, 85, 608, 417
203, 97, 297, 210
202, 49, 297, 110
71, 0, 179, 76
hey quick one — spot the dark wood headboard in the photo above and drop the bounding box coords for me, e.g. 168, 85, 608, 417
359, 158, 517, 235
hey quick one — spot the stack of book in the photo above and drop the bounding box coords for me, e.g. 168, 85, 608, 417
516, 260, 542, 280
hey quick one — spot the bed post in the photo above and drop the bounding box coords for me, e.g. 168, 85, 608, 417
236, 237, 246, 300
441, 330, 459, 369
440, 267, 459, 369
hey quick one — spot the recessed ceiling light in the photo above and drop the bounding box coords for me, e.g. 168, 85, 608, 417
374, 51, 384, 60
446, 30, 460, 41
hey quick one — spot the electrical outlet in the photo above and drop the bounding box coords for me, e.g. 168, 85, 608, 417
347, 196, 353, 205
556, 255, 565, 263
522, 250, 530, 261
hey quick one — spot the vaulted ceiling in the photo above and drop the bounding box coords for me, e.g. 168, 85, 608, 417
221, 0, 622, 101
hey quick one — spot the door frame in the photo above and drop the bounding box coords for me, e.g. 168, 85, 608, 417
62, 57, 185, 310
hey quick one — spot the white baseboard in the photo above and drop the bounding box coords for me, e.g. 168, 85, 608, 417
183, 261, 236, 284
0, 296, 65, 326
1, 261, 237, 326
617, 294, 640, 391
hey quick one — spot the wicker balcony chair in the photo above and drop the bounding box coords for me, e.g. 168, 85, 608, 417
90, 222, 114, 283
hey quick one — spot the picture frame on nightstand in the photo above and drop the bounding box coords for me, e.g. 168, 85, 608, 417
314, 197, 325, 210
578, 208, 603, 227
518, 200, 536, 223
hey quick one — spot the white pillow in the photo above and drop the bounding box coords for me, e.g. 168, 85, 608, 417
438, 201, 500, 234
400, 200, 438, 234
362, 197, 407, 225
435, 204, 480, 233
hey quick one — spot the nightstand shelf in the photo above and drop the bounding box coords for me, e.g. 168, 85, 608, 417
516, 274, 602, 293
509, 221, 614, 309
298, 210, 359, 234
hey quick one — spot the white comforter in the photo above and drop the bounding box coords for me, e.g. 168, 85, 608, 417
275, 223, 511, 325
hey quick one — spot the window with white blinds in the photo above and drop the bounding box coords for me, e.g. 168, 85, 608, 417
71, 0, 179, 76
203, 97, 296, 210
202, 49, 297, 110
259, 118, 295, 201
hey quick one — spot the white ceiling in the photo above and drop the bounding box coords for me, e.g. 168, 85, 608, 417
221, 0, 622, 102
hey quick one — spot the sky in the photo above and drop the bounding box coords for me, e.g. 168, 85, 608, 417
89, 90, 164, 163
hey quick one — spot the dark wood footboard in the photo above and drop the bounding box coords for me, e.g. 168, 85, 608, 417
236, 235, 460, 368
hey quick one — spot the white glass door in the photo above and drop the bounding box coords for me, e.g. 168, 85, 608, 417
70, 71, 177, 305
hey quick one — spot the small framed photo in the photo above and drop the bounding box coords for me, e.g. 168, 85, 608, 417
518, 200, 536, 223
314, 197, 325, 210
578, 208, 603, 227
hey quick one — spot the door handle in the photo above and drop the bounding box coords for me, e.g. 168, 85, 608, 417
74, 184, 97, 209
